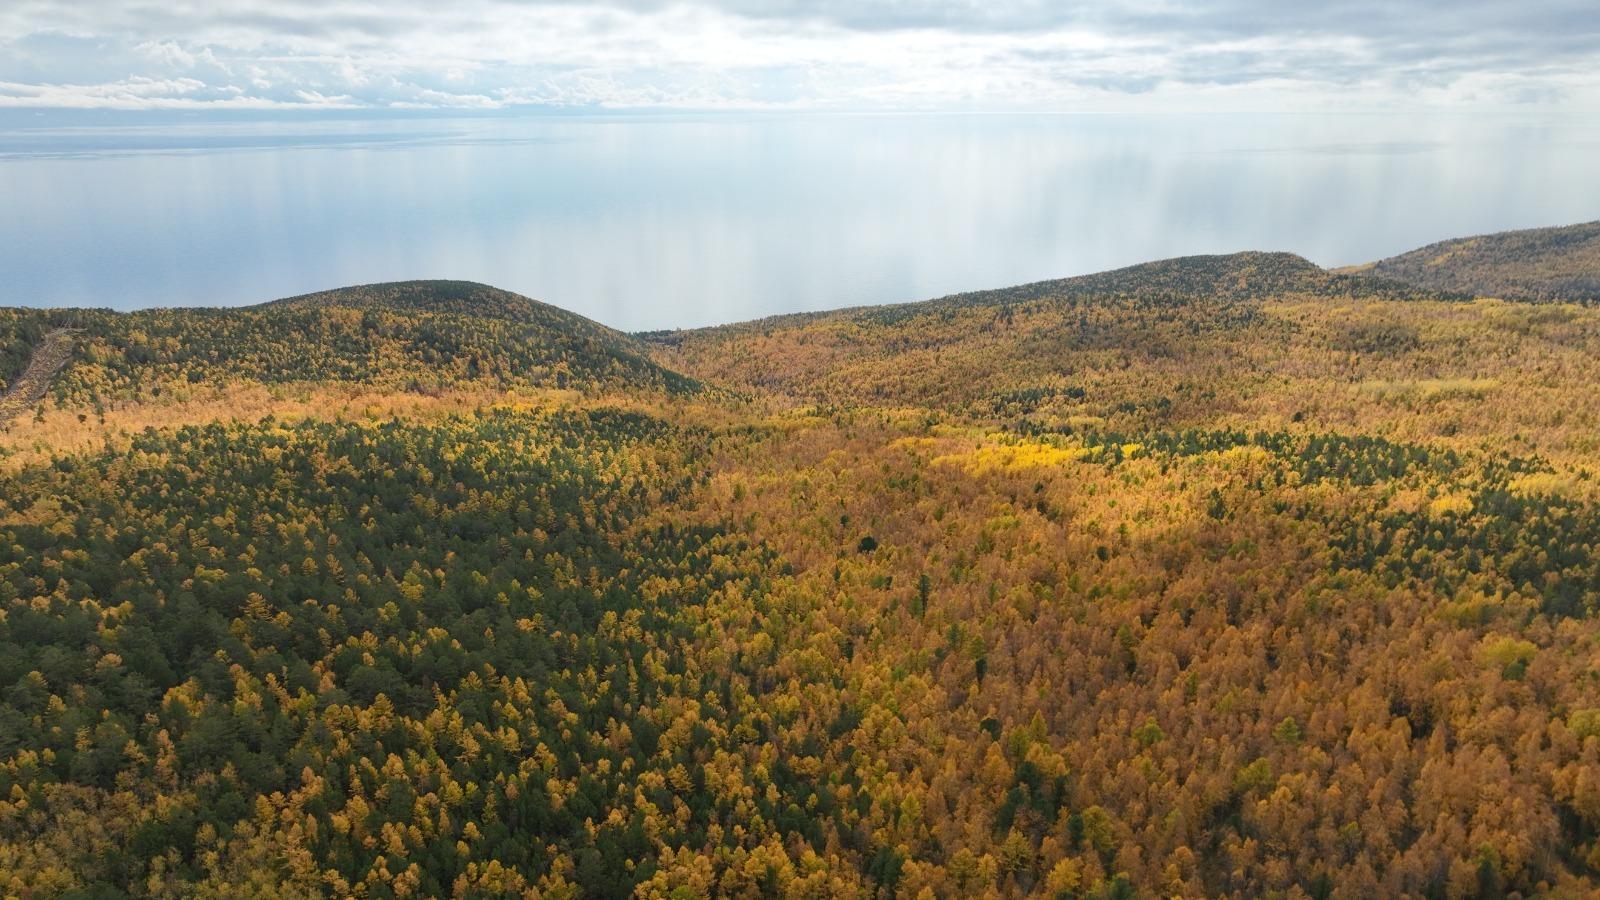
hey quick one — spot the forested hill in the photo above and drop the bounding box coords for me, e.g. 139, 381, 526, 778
267, 280, 616, 335
15, 234, 1600, 896
0, 281, 698, 410
643, 250, 1466, 414
1356, 219, 1600, 302
916, 250, 1451, 311
647, 250, 1447, 339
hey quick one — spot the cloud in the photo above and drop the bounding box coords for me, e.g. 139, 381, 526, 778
0, 75, 279, 110
138, 40, 198, 69
0, 0, 1595, 110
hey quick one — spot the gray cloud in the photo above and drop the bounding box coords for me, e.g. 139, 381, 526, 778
0, 0, 1595, 109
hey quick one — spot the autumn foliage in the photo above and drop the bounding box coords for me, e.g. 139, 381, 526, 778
3, 252, 1600, 897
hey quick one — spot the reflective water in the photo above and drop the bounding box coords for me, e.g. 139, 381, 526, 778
1, 110, 1597, 331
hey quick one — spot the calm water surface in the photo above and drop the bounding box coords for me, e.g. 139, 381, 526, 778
1, 111, 1597, 331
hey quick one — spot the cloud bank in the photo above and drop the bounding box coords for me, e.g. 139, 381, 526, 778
1, 0, 1596, 110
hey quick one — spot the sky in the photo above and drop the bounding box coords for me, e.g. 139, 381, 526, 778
1, 0, 1598, 112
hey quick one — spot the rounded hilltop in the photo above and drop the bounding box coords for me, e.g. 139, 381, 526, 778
266, 280, 590, 326
0, 279, 701, 406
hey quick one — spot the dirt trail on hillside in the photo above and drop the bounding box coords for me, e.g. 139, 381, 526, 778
0, 328, 79, 424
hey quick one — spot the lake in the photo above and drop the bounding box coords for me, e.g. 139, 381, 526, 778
2, 110, 1597, 331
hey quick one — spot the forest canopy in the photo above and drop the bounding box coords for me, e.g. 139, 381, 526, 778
1357, 219, 1600, 304
3, 234, 1600, 898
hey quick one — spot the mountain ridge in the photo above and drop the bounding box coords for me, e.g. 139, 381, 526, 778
7, 215, 1596, 415
639, 247, 1482, 414
643, 250, 1458, 343
1354, 219, 1600, 302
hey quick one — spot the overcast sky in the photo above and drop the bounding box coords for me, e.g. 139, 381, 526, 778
2, 0, 1597, 111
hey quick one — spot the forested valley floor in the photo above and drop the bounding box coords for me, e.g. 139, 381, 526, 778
3, 256, 1600, 898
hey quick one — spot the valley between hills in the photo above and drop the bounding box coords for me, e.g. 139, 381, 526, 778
3, 222, 1600, 898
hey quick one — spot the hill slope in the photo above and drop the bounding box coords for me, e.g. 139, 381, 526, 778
645, 251, 1464, 419
0, 281, 698, 410
1357, 219, 1600, 302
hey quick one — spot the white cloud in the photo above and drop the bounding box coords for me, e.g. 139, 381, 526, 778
0, 0, 1596, 110
0, 75, 284, 109
138, 40, 198, 69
